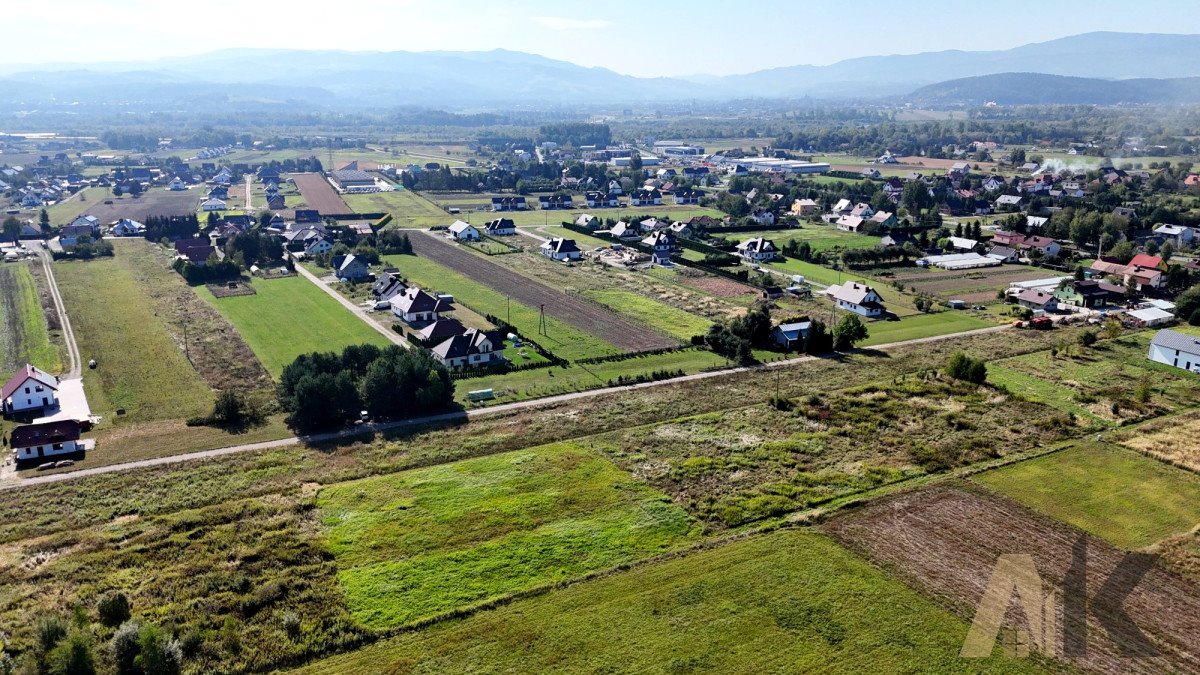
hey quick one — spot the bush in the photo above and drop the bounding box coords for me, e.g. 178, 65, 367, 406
36, 616, 68, 656
136, 624, 181, 675
1191, 309, 1200, 327
945, 352, 987, 384
97, 592, 131, 628
110, 621, 142, 675
47, 632, 94, 675
1078, 330, 1098, 347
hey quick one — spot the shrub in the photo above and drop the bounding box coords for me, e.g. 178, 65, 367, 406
110, 621, 142, 675
135, 624, 181, 675
945, 352, 987, 384
97, 592, 131, 628
36, 616, 68, 656
47, 632, 94, 675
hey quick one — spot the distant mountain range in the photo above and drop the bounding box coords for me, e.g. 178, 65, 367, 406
3, 32, 1200, 109
905, 73, 1200, 106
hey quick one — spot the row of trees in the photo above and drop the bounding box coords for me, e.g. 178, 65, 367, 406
277, 344, 455, 432
702, 306, 869, 364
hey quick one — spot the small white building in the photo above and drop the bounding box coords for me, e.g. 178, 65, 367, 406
1127, 307, 1175, 327
11, 420, 81, 463
1153, 224, 1194, 246
1147, 329, 1200, 373
200, 198, 227, 211
447, 220, 480, 241
2, 364, 59, 415
109, 218, 145, 237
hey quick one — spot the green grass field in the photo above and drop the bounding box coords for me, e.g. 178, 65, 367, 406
581, 289, 712, 341
318, 442, 700, 628
382, 253, 618, 361
722, 225, 879, 253
0, 263, 62, 374
197, 276, 391, 376
342, 189, 449, 222
974, 443, 1200, 549
456, 348, 730, 405
54, 257, 213, 423
295, 529, 1038, 674
859, 311, 993, 347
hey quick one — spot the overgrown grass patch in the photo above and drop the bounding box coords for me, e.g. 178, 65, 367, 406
581, 288, 712, 341
586, 377, 1078, 527
318, 442, 700, 628
54, 255, 213, 423
293, 530, 1040, 674
973, 442, 1200, 549
859, 311, 993, 346
0, 262, 62, 373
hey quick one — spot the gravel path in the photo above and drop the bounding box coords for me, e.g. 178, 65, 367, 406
0, 324, 1011, 491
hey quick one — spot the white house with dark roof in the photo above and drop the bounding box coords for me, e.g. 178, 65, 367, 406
392, 287, 454, 323
483, 218, 516, 236
827, 282, 885, 318
1148, 329, 1200, 373
540, 238, 581, 261
735, 237, 778, 262
11, 420, 81, 462
431, 329, 505, 369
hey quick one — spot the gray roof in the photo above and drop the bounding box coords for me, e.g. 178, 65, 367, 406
1150, 329, 1200, 356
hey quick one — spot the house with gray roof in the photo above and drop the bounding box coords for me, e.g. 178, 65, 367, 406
1148, 329, 1200, 373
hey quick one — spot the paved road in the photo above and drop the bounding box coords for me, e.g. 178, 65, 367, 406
37, 249, 81, 378
0, 323, 1012, 491
293, 261, 409, 349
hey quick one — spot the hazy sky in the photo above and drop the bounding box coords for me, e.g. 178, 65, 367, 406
7, 0, 1200, 76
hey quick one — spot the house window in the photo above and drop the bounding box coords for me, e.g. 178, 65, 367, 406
52, 443, 63, 450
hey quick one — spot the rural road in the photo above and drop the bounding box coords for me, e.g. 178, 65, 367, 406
37, 249, 81, 378
244, 175, 253, 210
293, 261, 409, 349
0, 322, 1012, 491
514, 227, 549, 244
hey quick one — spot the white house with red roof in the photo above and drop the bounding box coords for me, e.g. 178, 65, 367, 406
2, 364, 59, 415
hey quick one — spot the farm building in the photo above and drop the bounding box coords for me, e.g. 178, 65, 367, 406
826, 282, 885, 318
541, 238, 582, 261
2, 364, 59, 415
922, 252, 1000, 270
10, 420, 82, 463
1147, 329, 1200, 373
1127, 308, 1175, 327
447, 221, 480, 241
330, 169, 376, 192
431, 329, 505, 369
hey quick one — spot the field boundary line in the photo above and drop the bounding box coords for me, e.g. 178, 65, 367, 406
38, 250, 81, 378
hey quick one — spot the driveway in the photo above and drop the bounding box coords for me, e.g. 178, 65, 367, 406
293, 261, 409, 349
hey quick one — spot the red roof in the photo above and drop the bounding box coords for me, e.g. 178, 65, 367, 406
2, 364, 58, 402
1129, 254, 1163, 270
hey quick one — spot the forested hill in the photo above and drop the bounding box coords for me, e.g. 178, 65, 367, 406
905, 73, 1200, 106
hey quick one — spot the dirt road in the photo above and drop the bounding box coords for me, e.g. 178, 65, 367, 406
410, 231, 677, 352
0, 323, 1012, 491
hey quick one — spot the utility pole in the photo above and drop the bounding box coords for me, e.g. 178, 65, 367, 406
539, 303, 547, 336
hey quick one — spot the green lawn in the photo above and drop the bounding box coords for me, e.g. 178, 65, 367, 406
582, 289, 712, 342
722, 225, 879, 253
456, 348, 730, 406
986, 363, 1105, 423
975, 443, 1200, 549
294, 530, 1038, 674
55, 258, 213, 423
860, 311, 993, 347
0, 263, 62, 374
383, 253, 618, 361
197, 276, 391, 377
318, 442, 700, 628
